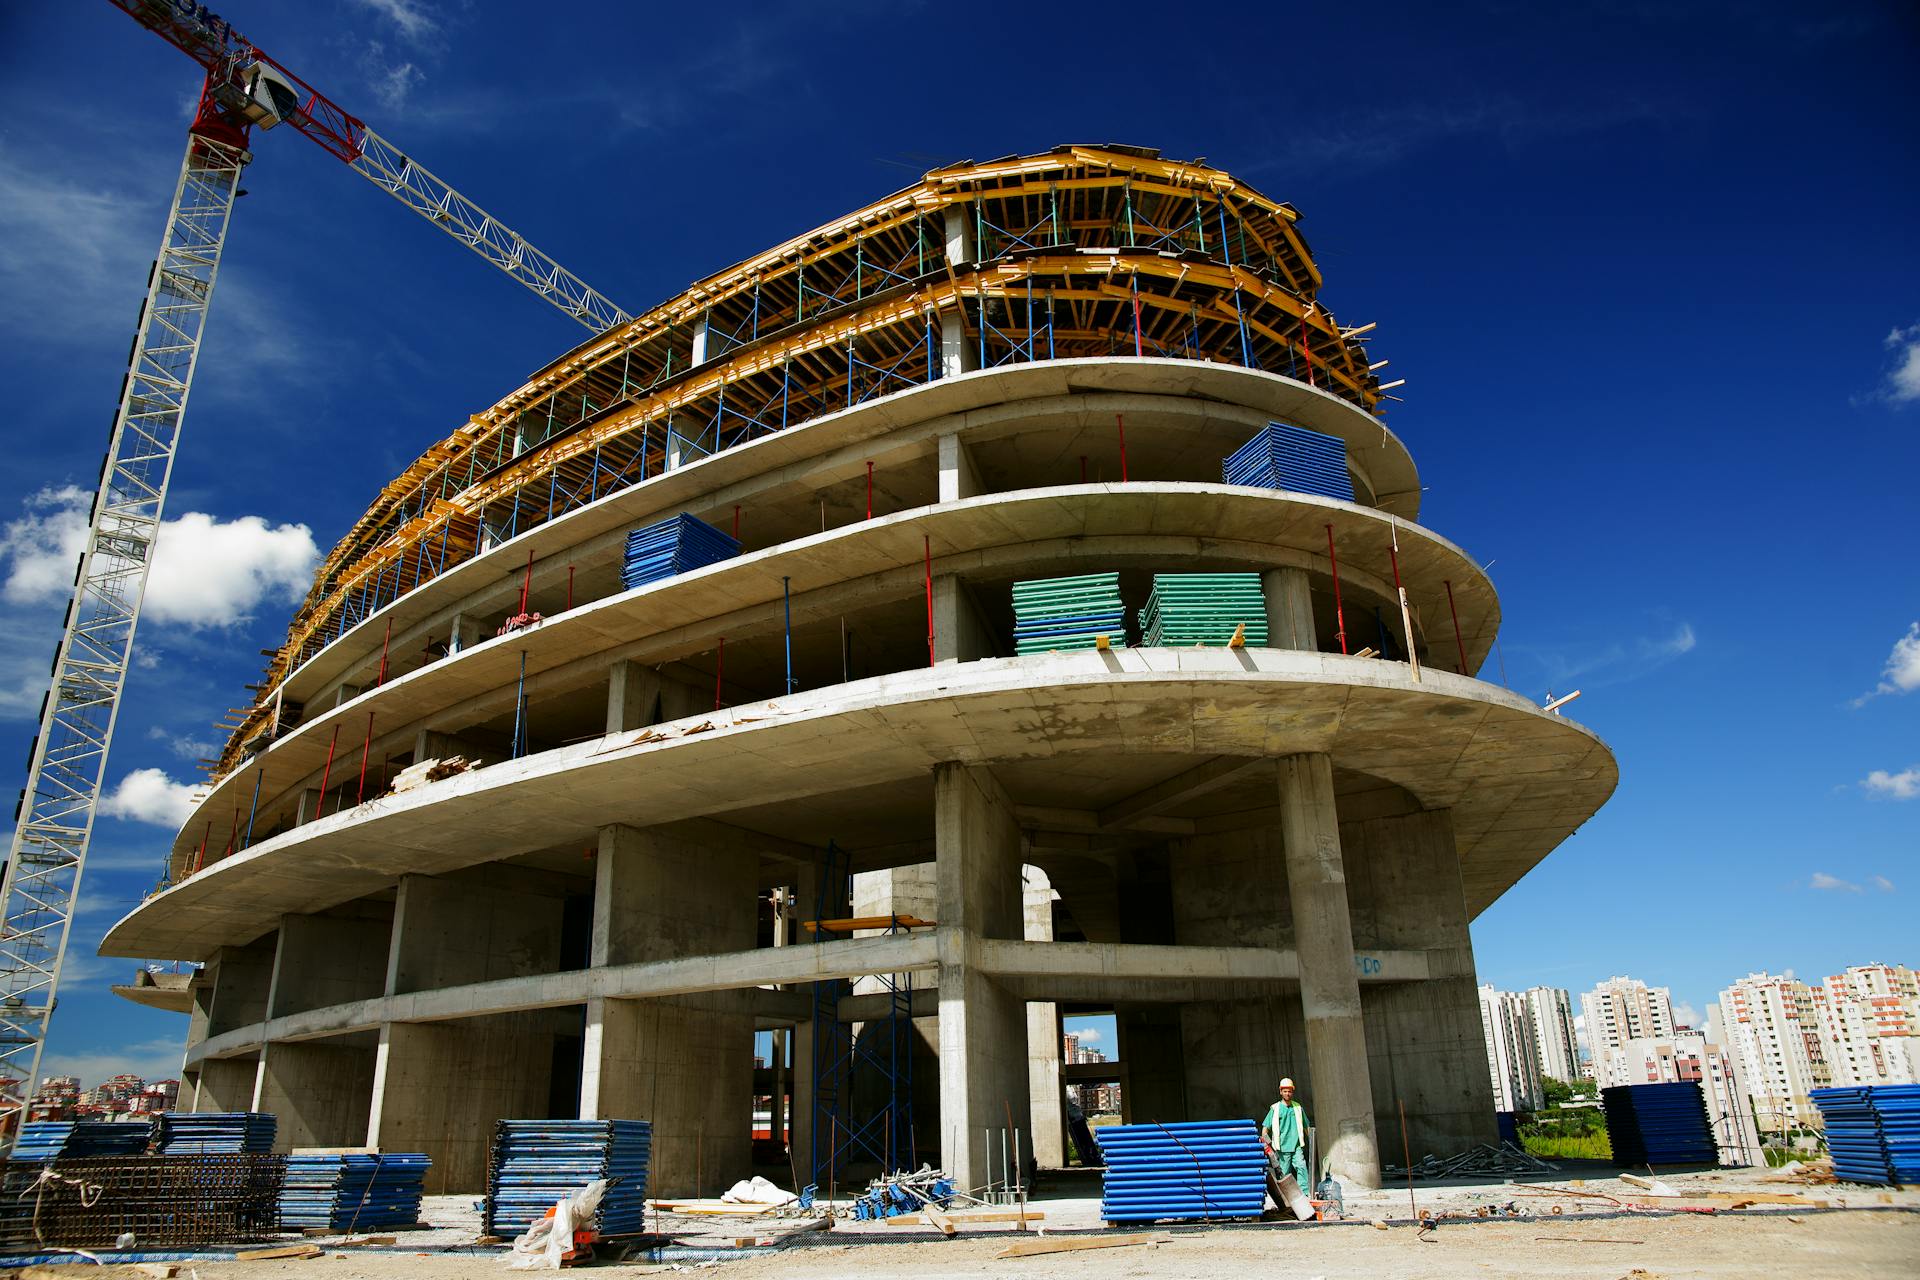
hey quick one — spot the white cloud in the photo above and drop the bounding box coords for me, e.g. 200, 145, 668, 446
1871, 875, 1896, 893
354, 0, 440, 40
1882, 322, 1920, 405
0, 486, 317, 628
1673, 1001, 1701, 1029
1655, 623, 1696, 658
1070, 1028, 1102, 1044
1809, 871, 1863, 893
1862, 768, 1920, 801
1855, 622, 1920, 704
0, 145, 160, 341
362, 45, 424, 110
39, 1035, 188, 1092
148, 726, 217, 762
97, 768, 199, 829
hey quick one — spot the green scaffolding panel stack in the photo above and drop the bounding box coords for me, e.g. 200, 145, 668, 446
1012, 573, 1126, 654
1141, 573, 1269, 647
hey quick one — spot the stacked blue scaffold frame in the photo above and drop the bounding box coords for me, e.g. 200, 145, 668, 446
1011, 573, 1126, 654
10, 1119, 153, 1162
280, 1153, 432, 1231
154, 1112, 278, 1155
1811, 1084, 1920, 1186
1223, 422, 1355, 501
483, 1120, 651, 1239
621, 514, 740, 591
1095, 1119, 1269, 1223
1601, 1083, 1717, 1167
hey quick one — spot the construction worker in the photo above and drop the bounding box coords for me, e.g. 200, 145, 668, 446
1261, 1077, 1310, 1189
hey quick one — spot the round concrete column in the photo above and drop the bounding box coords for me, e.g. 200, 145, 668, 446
1262, 567, 1316, 651
1277, 752, 1382, 1188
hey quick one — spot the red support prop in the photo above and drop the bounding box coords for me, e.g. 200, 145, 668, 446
224, 807, 239, 858
1326, 524, 1348, 654
317, 723, 341, 816
866, 460, 874, 520
355, 710, 375, 805
715, 637, 726, 710
1445, 579, 1469, 675
924, 535, 935, 667
193, 821, 211, 876
1115, 413, 1129, 482
1299, 314, 1317, 388
519, 549, 534, 614
377, 618, 391, 686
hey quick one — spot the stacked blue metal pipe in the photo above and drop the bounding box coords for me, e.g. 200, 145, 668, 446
1601, 1083, 1717, 1166
621, 514, 740, 591
1811, 1084, 1920, 1185
1095, 1120, 1268, 1223
10, 1119, 153, 1161
280, 1153, 431, 1231
154, 1112, 277, 1154
1223, 422, 1354, 501
483, 1120, 651, 1239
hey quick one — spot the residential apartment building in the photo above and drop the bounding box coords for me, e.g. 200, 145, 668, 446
1817, 964, 1919, 1088
1524, 986, 1581, 1084
1719, 972, 1829, 1132
1581, 976, 1677, 1088
1478, 984, 1544, 1112
1614, 1027, 1763, 1166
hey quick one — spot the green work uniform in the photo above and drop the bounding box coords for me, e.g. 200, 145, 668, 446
1262, 1099, 1309, 1186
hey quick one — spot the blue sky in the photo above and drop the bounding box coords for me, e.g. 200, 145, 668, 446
0, 0, 1914, 1085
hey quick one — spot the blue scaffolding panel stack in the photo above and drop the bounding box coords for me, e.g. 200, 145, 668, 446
155, 1112, 277, 1155
622, 514, 740, 590
280, 1153, 431, 1231
1011, 573, 1125, 654
1811, 1084, 1920, 1186
483, 1120, 651, 1240
1601, 1083, 1717, 1167
1223, 422, 1355, 501
1140, 573, 1269, 647
1096, 1120, 1268, 1223
10, 1119, 152, 1161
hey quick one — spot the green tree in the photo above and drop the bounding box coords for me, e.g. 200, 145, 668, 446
1540, 1076, 1576, 1106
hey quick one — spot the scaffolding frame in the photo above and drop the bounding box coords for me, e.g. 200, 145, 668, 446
808, 843, 919, 1186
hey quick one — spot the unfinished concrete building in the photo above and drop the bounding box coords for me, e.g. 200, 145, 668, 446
105, 145, 1617, 1196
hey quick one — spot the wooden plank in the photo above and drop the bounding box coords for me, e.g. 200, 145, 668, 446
995, 1233, 1165, 1259
922, 1203, 958, 1236
802, 914, 934, 933
886, 1209, 1045, 1226
235, 1244, 324, 1261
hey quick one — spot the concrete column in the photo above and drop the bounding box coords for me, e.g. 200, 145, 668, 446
941, 311, 972, 379
937, 433, 981, 503
580, 823, 756, 1197
606, 661, 663, 735
256, 1041, 377, 1150
1262, 567, 1317, 652
1344, 806, 1497, 1155
931, 576, 992, 665
943, 207, 975, 264
448, 615, 483, 655
933, 763, 1029, 1190
205, 938, 277, 1039
1277, 753, 1381, 1188
1023, 866, 1065, 1169
786, 874, 824, 1179
368, 875, 567, 1193
294, 789, 323, 826
194, 1056, 260, 1113
691, 314, 711, 366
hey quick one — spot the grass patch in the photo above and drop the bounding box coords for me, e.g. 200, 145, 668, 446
1523, 1131, 1612, 1161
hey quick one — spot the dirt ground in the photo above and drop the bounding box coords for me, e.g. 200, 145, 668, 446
5, 1163, 1915, 1279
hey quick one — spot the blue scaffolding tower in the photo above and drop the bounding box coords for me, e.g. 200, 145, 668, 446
808, 841, 921, 1188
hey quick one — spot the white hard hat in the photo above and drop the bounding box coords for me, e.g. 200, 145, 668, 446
1279, 1078, 1295, 1089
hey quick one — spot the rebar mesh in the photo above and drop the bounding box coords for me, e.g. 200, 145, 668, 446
0, 1154, 285, 1249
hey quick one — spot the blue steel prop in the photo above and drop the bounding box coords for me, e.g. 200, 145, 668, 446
279, 1153, 430, 1230
154, 1111, 277, 1155
1600, 1083, 1718, 1167
1811, 1084, 1920, 1186
1223, 422, 1356, 502
1095, 1120, 1268, 1224
10, 1119, 152, 1162
483, 1119, 651, 1239
621, 514, 741, 591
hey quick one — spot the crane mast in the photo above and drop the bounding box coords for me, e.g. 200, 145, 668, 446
0, 0, 630, 1123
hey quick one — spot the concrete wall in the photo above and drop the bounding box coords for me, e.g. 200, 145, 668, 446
581, 822, 756, 1197
256, 1040, 378, 1150
1345, 806, 1499, 1155
194, 1054, 259, 1113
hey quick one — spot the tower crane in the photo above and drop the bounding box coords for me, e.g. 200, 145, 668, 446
0, 0, 631, 1125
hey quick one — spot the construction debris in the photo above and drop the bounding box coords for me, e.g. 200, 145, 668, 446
389, 755, 474, 793
995, 1232, 1166, 1260
1385, 1141, 1557, 1180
